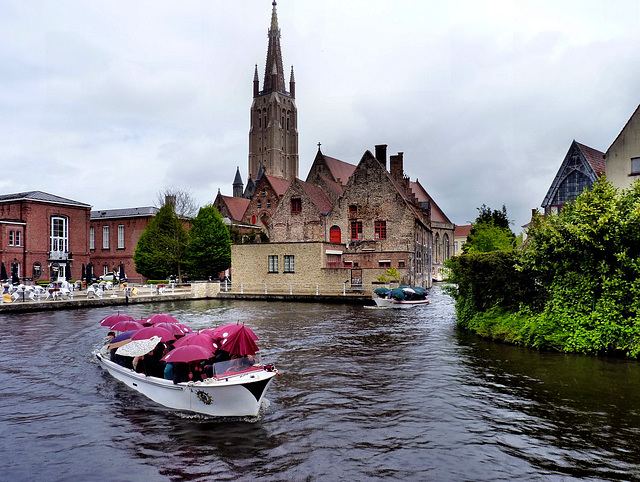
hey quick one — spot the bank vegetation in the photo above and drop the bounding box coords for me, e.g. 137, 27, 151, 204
446, 179, 640, 357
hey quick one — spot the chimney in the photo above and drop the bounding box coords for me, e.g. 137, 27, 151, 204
390, 152, 404, 180
375, 144, 387, 169
165, 195, 176, 208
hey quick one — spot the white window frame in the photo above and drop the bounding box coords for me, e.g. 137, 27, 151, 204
51, 216, 68, 254
90, 226, 95, 250
8, 231, 14, 246
118, 225, 125, 249
15, 231, 21, 246
268, 255, 278, 273
283, 255, 295, 273
103, 226, 109, 249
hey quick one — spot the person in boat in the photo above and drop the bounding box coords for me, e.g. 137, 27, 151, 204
134, 343, 166, 378
100, 332, 116, 358
172, 362, 190, 384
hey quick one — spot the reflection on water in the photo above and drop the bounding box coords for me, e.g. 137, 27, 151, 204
1, 286, 640, 480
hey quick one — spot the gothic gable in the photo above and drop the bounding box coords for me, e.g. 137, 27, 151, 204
542, 140, 603, 211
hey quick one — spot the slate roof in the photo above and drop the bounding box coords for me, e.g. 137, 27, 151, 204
90, 207, 158, 220
0, 190, 91, 208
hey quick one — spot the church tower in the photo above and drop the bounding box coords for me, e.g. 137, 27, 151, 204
248, 1, 298, 181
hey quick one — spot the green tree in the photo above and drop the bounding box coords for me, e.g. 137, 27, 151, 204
463, 204, 516, 253
185, 204, 231, 280
134, 204, 190, 281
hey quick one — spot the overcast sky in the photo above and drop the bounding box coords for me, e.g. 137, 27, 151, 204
2, 0, 640, 231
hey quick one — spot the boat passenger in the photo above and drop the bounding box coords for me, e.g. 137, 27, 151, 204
100, 332, 116, 358
172, 362, 190, 384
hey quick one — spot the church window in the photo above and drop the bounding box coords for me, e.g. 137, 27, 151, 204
632, 157, 640, 175
551, 170, 592, 206
259, 118, 262, 128
374, 221, 387, 239
267, 200, 271, 208
257, 201, 262, 208
291, 198, 302, 213
351, 221, 363, 240
287, 118, 290, 130
262, 189, 266, 196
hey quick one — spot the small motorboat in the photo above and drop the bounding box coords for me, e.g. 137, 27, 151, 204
373, 286, 430, 308
96, 353, 278, 417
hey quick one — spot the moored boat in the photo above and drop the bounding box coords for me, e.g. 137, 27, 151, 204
373, 286, 430, 308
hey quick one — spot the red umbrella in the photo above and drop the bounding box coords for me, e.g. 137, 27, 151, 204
162, 345, 213, 363
131, 326, 176, 343
145, 313, 181, 325
99, 313, 134, 327
173, 331, 215, 350
218, 325, 260, 357
111, 320, 145, 332
154, 322, 189, 336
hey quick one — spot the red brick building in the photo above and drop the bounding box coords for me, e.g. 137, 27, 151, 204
89, 207, 158, 283
0, 191, 91, 283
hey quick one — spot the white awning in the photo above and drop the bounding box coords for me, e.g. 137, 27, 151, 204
378, 259, 391, 263
326, 250, 343, 255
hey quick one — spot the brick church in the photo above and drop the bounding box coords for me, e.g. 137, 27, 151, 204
215, 1, 455, 288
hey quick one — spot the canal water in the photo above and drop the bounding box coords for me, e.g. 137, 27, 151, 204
1, 286, 640, 481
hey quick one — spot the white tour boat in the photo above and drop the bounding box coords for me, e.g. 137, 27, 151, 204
373, 286, 430, 309
373, 297, 430, 308
96, 353, 278, 417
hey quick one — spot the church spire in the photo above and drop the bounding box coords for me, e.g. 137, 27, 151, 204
263, 0, 286, 93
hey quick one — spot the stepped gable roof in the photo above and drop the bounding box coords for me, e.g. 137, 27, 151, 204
221, 195, 250, 221
324, 155, 356, 185
455, 224, 472, 237
91, 207, 158, 220
264, 174, 292, 196
576, 142, 605, 175
299, 179, 332, 214
0, 190, 91, 208
410, 181, 453, 224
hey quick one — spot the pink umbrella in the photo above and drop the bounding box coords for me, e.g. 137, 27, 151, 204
131, 326, 176, 343
110, 320, 144, 332
154, 322, 189, 336
205, 323, 259, 344
173, 331, 215, 350
145, 313, 181, 325
218, 325, 260, 357
162, 345, 213, 363
99, 313, 134, 327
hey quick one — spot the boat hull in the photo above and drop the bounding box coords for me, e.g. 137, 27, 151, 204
96, 353, 276, 417
373, 297, 430, 308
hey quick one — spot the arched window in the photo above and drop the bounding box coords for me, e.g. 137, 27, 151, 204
443, 234, 450, 260
329, 226, 341, 244
434, 233, 440, 263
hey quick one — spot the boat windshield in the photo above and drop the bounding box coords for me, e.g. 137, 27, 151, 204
211, 355, 260, 377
